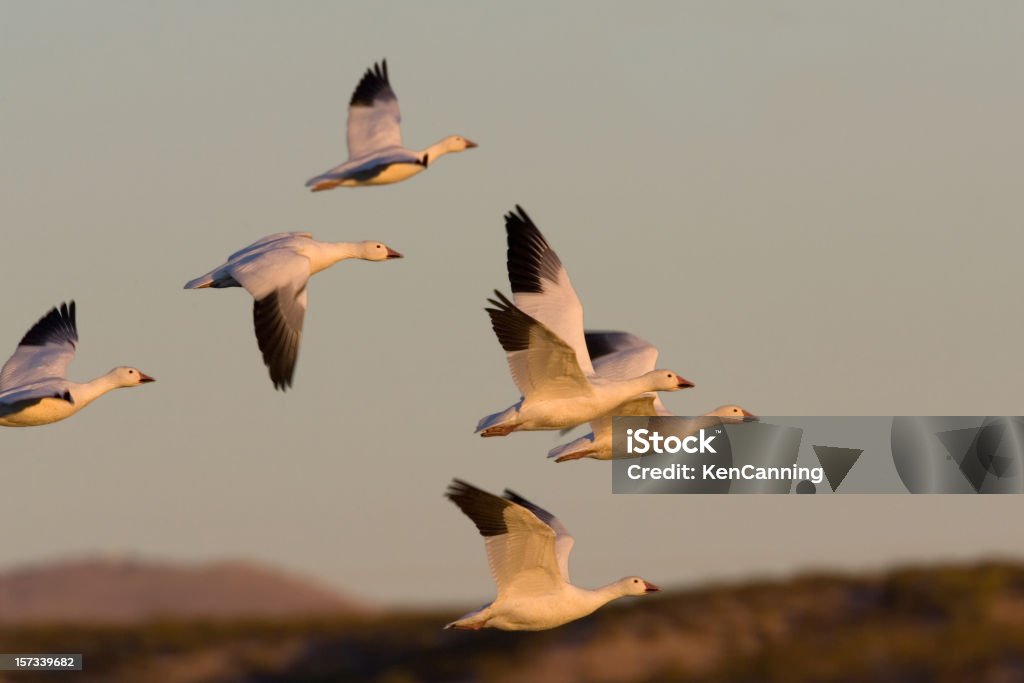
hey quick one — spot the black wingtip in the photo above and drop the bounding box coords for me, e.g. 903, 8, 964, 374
446, 479, 509, 538
506, 204, 532, 226
485, 290, 533, 353
484, 289, 514, 311
20, 300, 79, 348
445, 477, 476, 498
253, 292, 300, 392
504, 206, 560, 295
584, 330, 629, 361
349, 58, 394, 107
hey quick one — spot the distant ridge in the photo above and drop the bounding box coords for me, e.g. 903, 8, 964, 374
0, 556, 369, 624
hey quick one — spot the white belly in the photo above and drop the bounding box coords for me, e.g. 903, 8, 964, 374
0, 398, 77, 427
517, 394, 611, 431
487, 594, 599, 631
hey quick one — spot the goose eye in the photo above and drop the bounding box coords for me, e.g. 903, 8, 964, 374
129, 370, 134, 374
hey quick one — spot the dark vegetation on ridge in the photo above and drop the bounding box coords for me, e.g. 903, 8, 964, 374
2, 562, 1023, 683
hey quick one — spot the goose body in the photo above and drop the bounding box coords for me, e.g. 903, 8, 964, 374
0, 302, 155, 427
549, 331, 758, 462
184, 232, 403, 390
305, 60, 477, 191
476, 207, 693, 436
444, 479, 659, 631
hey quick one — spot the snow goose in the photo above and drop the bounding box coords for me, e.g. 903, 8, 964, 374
475, 207, 694, 436
305, 60, 477, 191
0, 302, 155, 427
184, 232, 402, 390
444, 479, 660, 631
549, 330, 757, 462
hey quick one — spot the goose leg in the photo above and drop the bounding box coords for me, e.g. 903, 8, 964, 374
554, 450, 594, 462
480, 424, 515, 437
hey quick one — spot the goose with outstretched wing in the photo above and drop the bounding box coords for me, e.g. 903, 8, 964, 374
444, 479, 659, 631
549, 330, 758, 462
305, 60, 477, 190
475, 207, 694, 436
185, 233, 403, 390
0, 302, 155, 427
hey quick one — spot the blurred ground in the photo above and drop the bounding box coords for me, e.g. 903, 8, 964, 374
2, 562, 1023, 683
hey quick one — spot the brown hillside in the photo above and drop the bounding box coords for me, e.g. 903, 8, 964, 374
0, 556, 366, 624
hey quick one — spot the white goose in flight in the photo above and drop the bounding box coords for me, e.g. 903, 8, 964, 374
184, 232, 403, 390
0, 302, 155, 427
476, 207, 694, 436
549, 331, 758, 462
444, 479, 660, 631
305, 60, 477, 191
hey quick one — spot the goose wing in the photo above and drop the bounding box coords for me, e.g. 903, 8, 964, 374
485, 291, 591, 400
228, 249, 311, 390
587, 331, 659, 382
504, 206, 594, 377
346, 60, 402, 160
586, 330, 658, 362
0, 302, 78, 396
446, 479, 566, 598
502, 489, 575, 582
587, 330, 671, 416
227, 232, 312, 263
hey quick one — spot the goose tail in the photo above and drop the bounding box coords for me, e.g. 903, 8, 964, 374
474, 403, 519, 435
184, 270, 239, 290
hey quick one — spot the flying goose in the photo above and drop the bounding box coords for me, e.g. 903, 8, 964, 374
550, 331, 758, 462
305, 60, 477, 191
184, 232, 403, 390
475, 207, 694, 436
0, 302, 154, 427
444, 479, 660, 631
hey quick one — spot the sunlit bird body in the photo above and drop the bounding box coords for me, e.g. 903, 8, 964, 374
476, 207, 694, 436
444, 479, 660, 631
549, 330, 758, 461
548, 331, 757, 462
305, 60, 477, 191
184, 232, 403, 390
0, 302, 155, 427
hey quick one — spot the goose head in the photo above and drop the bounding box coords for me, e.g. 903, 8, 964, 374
705, 405, 759, 423
111, 367, 155, 387
619, 576, 661, 597
441, 135, 479, 153
648, 370, 694, 392
358, 241, 404, 261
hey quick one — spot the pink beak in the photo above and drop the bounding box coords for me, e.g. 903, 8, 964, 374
464, 139, 479, 148
643, 581, 660, 593
677, 377, 695, 389
386, 247, 404, 259
138, 372, 156, 384
742, 410, 759, 422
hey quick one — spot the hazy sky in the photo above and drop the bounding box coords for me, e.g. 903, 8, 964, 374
2, 1, 1023, 606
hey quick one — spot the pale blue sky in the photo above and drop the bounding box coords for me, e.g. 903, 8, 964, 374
1, 1, 1023, 606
